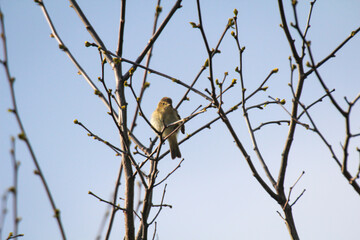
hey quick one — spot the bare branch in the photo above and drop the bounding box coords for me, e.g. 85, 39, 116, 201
276, 211, 285, 221
154, 159, 184, 187
268, 96, 310, 130
149, 184, 168, 225
95, 205, 110, 240
253, 120, 290, 132
89, 191, 126, 212
0, 189, 9, 238
297, 98, 342, 167
1, 5, 66, 239
298, 89, 335, 119
122, 0, 183, 82
307, 57, 346, 116
195, 1, 279, 202
305, 26, 360, 77
135, 141, 164, 240
237, 32, 277, 188
277, 0, 300, 62
350, 149, 360, 184
151, 222, 157, 240
38, 1, 114, 116
9, 137, 19, 236
116, 0, 126, 57
68, 0, 114, 65
6, 233, 24, 240
85, 43, 212, 102
74, 120, 124, 155
105, 161, 123, 240
130, 0, 163, 133
290, 189, 306, 208
283, 171, 305, 210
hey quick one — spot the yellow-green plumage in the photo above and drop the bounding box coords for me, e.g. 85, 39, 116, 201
151, 97, 184, 159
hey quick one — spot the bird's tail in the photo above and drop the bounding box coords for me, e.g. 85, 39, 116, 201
168, 135, 181, 159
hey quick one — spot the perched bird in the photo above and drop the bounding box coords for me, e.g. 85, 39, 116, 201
151, 97, 185, 159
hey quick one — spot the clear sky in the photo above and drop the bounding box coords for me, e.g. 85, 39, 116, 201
1, 0, 360, 239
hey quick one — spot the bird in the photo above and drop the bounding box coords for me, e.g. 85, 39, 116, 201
150, 97, 185, 159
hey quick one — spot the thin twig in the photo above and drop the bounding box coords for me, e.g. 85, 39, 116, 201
298, 99, 341, 167
95, 204, 110, 240
6, 233, 24, 240
196, 1, 279, 202
157, 104, 211, 160
300, 0, 316, 58
86, 44, 212, 102
306, 47, 346, 116
0, 191, 9, 239
290, 189, 306, 207
9, 137, 19, 236
104, 161, 123, 240
2, 5, 66, 239
135, 140, 163, 240
130, 0, 162, 133
122, 0, 183, 82
246, 100, 279, 111
135, 182, 143, 213
175, 66, 206, 109
89, 191, 126, 211
305, 26, 360, 77
232, 13, 278, 188
37, 0, 114, 116
74, 120, 124, 155
154, 159, 184, 187
176, 17, 233, 109
276, 211, 285, 221
268, 96, 310, 131
69, 0, 114, 65
283, 171, 305, 210
149, 184, 168, 225
350, 149, 360, 184
297, 89, 335, 119
151, 222, 157, 240
196, 0, 217, 100
253, 120, 290, 132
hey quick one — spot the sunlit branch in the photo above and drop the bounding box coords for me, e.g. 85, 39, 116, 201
253, 120, 290, 132
130, 0, 162, 133
2, 4, 66, 239
305, 26, 360, 77
122, 0, 183, 82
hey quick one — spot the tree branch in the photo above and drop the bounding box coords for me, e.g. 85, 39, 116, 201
2, 3, 66, 239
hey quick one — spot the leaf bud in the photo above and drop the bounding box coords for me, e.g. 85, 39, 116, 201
272, 68, 279, 73
204, 59, 209, 67
189, 22, 198, 28
233, 8, 238, 16
144, 82, 150, 88
156, 6, 163, 15
58, 44, 67, 51
18, 132, 26, 141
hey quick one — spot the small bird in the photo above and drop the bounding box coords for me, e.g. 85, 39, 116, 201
151, 97, 185, 159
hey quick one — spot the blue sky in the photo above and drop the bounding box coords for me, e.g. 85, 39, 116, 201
1, 0, 360, 239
